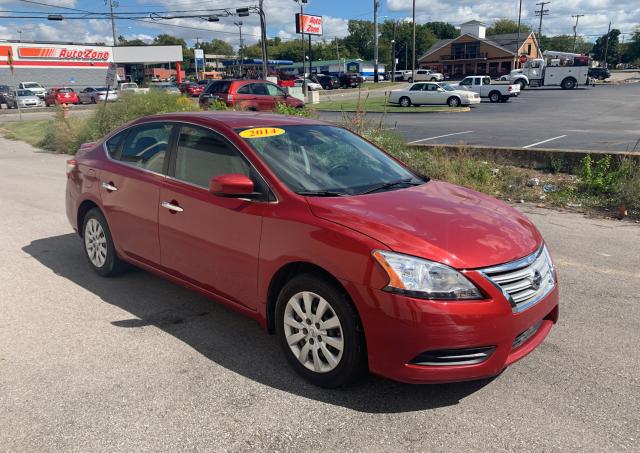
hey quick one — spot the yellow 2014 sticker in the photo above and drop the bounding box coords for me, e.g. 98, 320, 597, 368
239, 127, 285, 139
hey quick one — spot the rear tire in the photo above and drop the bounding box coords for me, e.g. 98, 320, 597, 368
517, 79, 527, 90
561, 77, 576, 90
82, 208, 127, 277
399, 96, 412, 107
489, 91, 501, 103
275, 274, 367, 388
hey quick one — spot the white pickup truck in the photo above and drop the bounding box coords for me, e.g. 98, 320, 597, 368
504, 51, 590, 90
18, 82, 46, 99
452, 76, 520, 103
118, 82, 150, 95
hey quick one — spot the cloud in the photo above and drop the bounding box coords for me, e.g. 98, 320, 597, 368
386, 0, 639, 37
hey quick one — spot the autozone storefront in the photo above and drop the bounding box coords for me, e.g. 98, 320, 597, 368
0, 42, 183, 88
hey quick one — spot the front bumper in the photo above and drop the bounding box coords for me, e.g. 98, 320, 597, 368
345, 269, 559, 384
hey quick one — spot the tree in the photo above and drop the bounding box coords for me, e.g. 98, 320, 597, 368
622, 27, 640, 63
152, 34, 192, 69
486, 19, 532, 36
426, 22, 459, 39
592, 29, 621, 66
200, 39, 234, 56
117, 35, 147, 46
343, 20, 375, 61
539, 34, 592, 54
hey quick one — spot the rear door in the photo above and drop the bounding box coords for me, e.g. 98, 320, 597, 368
159, 124, 267, 309
234, 83, 258, 110
99, 122, 174, 265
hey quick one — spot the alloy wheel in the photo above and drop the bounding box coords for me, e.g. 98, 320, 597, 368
84, 218, 108, 268
283, 291, 344, 373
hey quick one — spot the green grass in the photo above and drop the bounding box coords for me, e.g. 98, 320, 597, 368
0, 120, 49, 146
359, 81, 403, 90
314, 97, 468, 113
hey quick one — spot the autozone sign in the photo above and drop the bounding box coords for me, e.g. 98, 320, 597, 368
295, 13, 323, 36
18, 47, 111, 61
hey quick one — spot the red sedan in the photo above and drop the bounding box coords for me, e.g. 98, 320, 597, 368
179, 82, 204, 97
45, 87, 79, 106
65, 112, 559, 387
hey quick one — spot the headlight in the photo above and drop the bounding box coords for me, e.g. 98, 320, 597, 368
372, 250, 484, 300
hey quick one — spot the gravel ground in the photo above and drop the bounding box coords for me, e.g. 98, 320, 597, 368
0, 138, 638, 452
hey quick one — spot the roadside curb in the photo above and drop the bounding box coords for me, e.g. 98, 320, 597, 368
411, 143, 640, 168
314, 107, 470, 114
0, 104, 97, 115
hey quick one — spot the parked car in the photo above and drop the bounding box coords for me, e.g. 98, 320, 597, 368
452, 76, 520, 103
17, 81, 46, 99
179, 82, 205, 97
5, 89, 45, 108
338, 73, 364, 88
78, 87, 118, 104
118, 82, 150, 95
199, 79, 304, 111
44, 87, 79, 106
588, 67, 611, 80
0, 84, 12, 105
388, 82, 480, 107
66, 112, 559, 387
150, 83, 181, 95
293, 79, 323, 91
409, 69, 445, 82
392, 70, 412, 81
315, 75, 340, 90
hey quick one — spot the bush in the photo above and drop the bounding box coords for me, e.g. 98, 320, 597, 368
39, 91, 202, 154
273, 102, 314, 117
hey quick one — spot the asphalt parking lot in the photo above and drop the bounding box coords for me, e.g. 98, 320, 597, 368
319, 83, 640, 152
1, 138, 639, 451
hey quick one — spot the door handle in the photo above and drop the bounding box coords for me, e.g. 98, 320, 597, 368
161, 201, 184, 213
101, 181, 118, 192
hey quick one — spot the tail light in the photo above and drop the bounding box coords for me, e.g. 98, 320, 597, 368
227, 93, 234, 103
66, 159, 77, 176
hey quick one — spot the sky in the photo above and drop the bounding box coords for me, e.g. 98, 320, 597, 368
0, 0, 638, 48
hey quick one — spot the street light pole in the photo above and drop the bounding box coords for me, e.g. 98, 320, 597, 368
411, 0, 416, 82
373, 0, 379, 82
234, 21, 244, 77
516, 0, 523, 67
294, 0, 308, 96
258, 0, 268, 78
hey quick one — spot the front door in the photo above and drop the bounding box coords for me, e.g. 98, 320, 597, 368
99, 122, 173, 265
250, 82, 277, 111
159, 124, 267, 309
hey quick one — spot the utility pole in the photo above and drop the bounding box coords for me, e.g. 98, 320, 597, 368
294, 0, 308, 95
535, 2, 550, 41
106, 0, 118, 46
234, 21, 244, 76
373, 0, 379, 82
335, 36, 340, 60
391, 20, 397, 81
603, 20, 612, 67
516, 0, 523, 67
571, 14, 584, 53
411, 0, 416, 82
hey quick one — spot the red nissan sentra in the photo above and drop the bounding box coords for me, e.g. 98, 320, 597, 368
65, 112, 559, 387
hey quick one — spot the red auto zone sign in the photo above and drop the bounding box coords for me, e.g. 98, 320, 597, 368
18, 46, 111, 61
295, 13, 323, 36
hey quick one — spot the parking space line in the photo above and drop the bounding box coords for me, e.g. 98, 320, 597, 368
522, 135, 567, 149
408, 131, 474, 144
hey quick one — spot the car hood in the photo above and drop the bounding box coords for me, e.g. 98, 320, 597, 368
306, 180, 542, 269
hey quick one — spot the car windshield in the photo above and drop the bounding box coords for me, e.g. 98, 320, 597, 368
238, 125, 426, 196
16, 90, 33, 96
439, 83, 456, 91
95, 87, 109, 92
23, 83, 41, 88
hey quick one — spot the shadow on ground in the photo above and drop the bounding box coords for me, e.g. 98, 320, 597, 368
23, 233, 494, 414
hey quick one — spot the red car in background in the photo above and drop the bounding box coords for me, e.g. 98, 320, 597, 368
178, 82, 204, 97
44, 87, 79, 106
199, 79, 304, 111
65, 112, 558, 388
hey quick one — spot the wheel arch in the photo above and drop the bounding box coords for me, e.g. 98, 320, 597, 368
77, 199, 100, 237
265, 261, 359, 335
447, 95, 462, 105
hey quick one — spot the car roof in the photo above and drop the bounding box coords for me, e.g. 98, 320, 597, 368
134, 111, 328, 129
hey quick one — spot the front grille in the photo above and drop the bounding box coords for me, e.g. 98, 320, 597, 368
512, 320, 543, 349
409, 346, 495, 366
480, 246, 555, 313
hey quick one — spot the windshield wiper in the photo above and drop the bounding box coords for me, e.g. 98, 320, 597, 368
360, 178, 424, 195
296, 190, 347, 197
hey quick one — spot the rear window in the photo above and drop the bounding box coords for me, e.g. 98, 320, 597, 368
57, 88, 73, 93
206, 81, 231, 94
23, 83, 41, 89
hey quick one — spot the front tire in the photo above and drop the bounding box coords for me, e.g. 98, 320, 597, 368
275, 274, 366, 388
82, 208, 127, 277
447, 96, 461, 107
517, 79, 527, 90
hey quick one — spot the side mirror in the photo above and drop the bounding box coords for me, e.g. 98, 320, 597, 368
437, 87, 445, 92
210, 174, 258, 199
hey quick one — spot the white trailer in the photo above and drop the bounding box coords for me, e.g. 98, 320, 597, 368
506, 51, 590, 90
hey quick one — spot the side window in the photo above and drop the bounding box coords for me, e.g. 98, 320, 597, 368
251, 83, 269, 96
426, 84, 438, 91
105, 131, 127, 158
474, 78, 482, 85
409, 83, 425, 91
265, 83, 284, 97
483, 77, 491, 85
460, 78, 471, 86
117, 123, 172, 173
174, 126, 251, 188
236, 84, 252, 95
